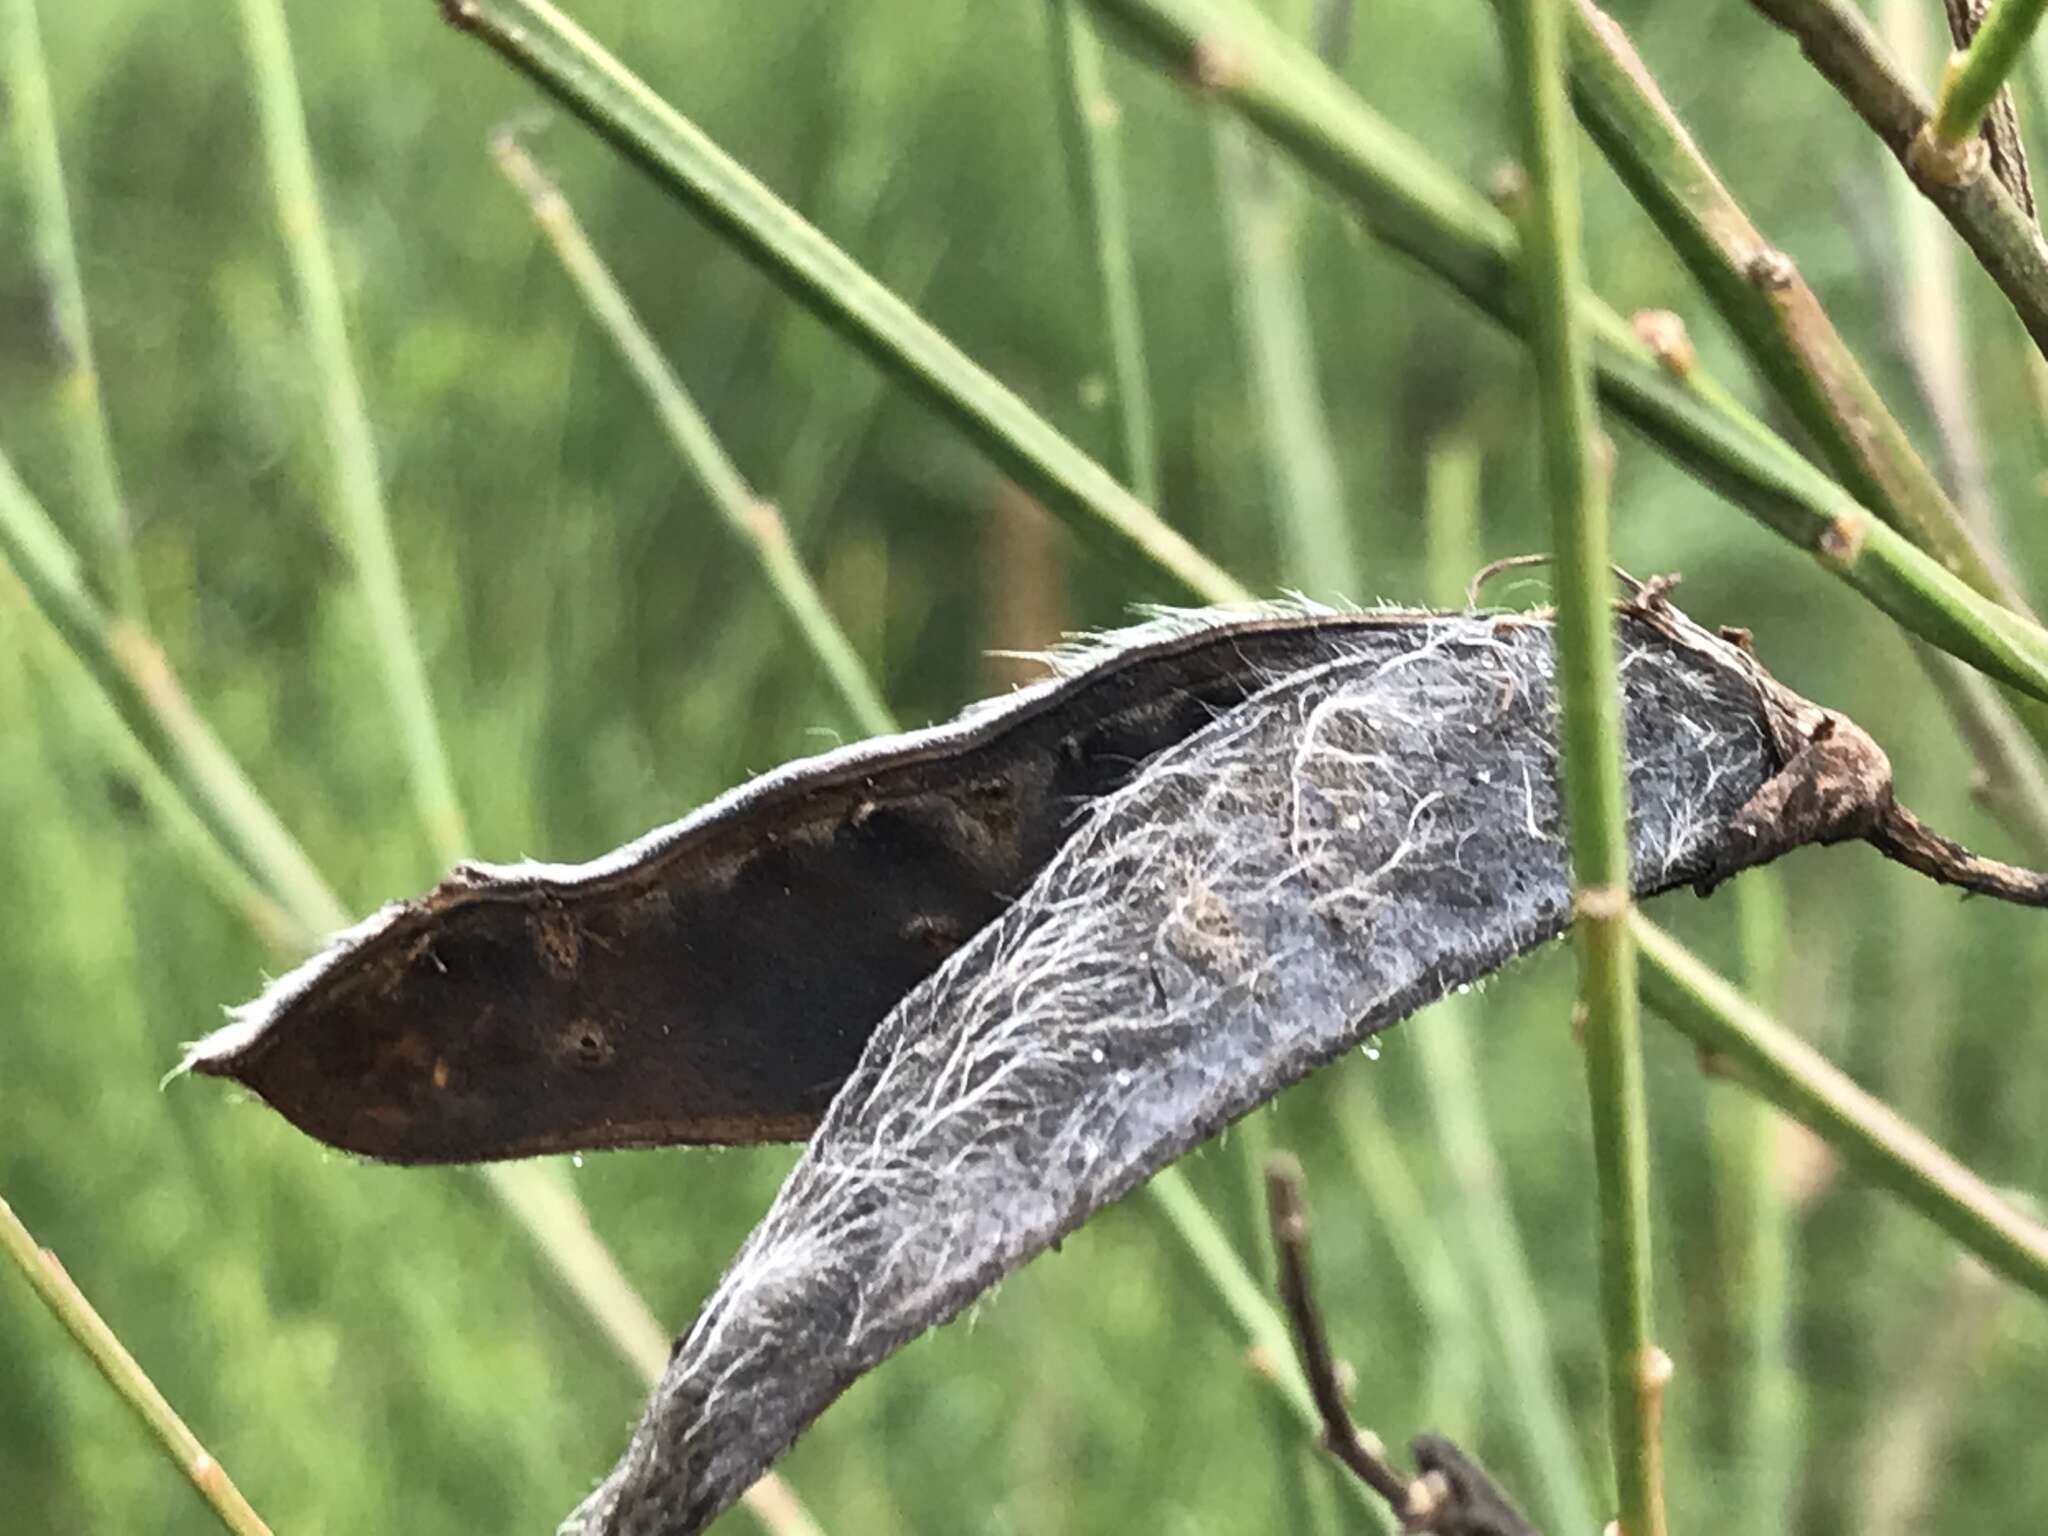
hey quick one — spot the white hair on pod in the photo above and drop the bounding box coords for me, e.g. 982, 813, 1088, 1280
562, 602, 1804, 1536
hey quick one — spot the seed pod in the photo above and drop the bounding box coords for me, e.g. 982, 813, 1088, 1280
553, 598, 1915, 1536
183, 608, 1402, 1160
187, 596, 2047, 1536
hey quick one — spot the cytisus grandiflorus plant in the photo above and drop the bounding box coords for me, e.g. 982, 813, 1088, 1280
189, 594, 2048, 1535
15, 0, 2048, 1532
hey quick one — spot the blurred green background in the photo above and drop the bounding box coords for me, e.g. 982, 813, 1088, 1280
6, 0, 2048, 1531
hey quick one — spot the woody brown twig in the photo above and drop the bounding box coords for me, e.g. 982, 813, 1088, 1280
1745, 0, 2048, 358
1266, 1158, 1542, 1536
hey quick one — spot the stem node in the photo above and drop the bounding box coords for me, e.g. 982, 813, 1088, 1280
1909, 119, 1988, 187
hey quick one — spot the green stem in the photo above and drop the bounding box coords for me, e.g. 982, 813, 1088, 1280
441, 0, 1246, 604
1049, 0, 1164, 506
1, 0, 145, 619
1213, 116, 1359, 594
1744, 0, 2048, 360
0, 446, 347, 932
235, 0, 470, 866
1931, 0, 2048, 143
1081, 0, 2048, 707
493, 135, 896, 738
1635, 917, 2048, 1303
10, 601, 310, 955
1500, 1, 1663, 1530
1707, 873, 1800, 1533
1, 1194, 272, 1536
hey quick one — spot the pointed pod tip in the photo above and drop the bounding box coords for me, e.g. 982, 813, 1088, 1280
164, 1007, 269, 1090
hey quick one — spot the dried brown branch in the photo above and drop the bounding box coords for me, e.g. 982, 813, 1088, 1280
1871, 800, 2048, 902
1265, 1157, 1542, 1536
1744, 0, 2048, 358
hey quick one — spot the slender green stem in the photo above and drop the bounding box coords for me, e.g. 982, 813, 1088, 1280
1743, 0, 2048, 359
1049, 0, 1163, 506
2, 0, 145, 619
493, 135, 896, 738
8, 596, 310, 955
773, 232, 947, 524
1931, 0, 2048, 143
1213, 117, 1359, 594
1706, 873, 1799, 1533
1, 1194, 272, 1536
0, 445, 347, 931
1081, 0, 2048, 707
1636, 916, 2048, 1302
1501, 1, 1663, 1530
235, 0, 470, 866
440, 0, 1246, 604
